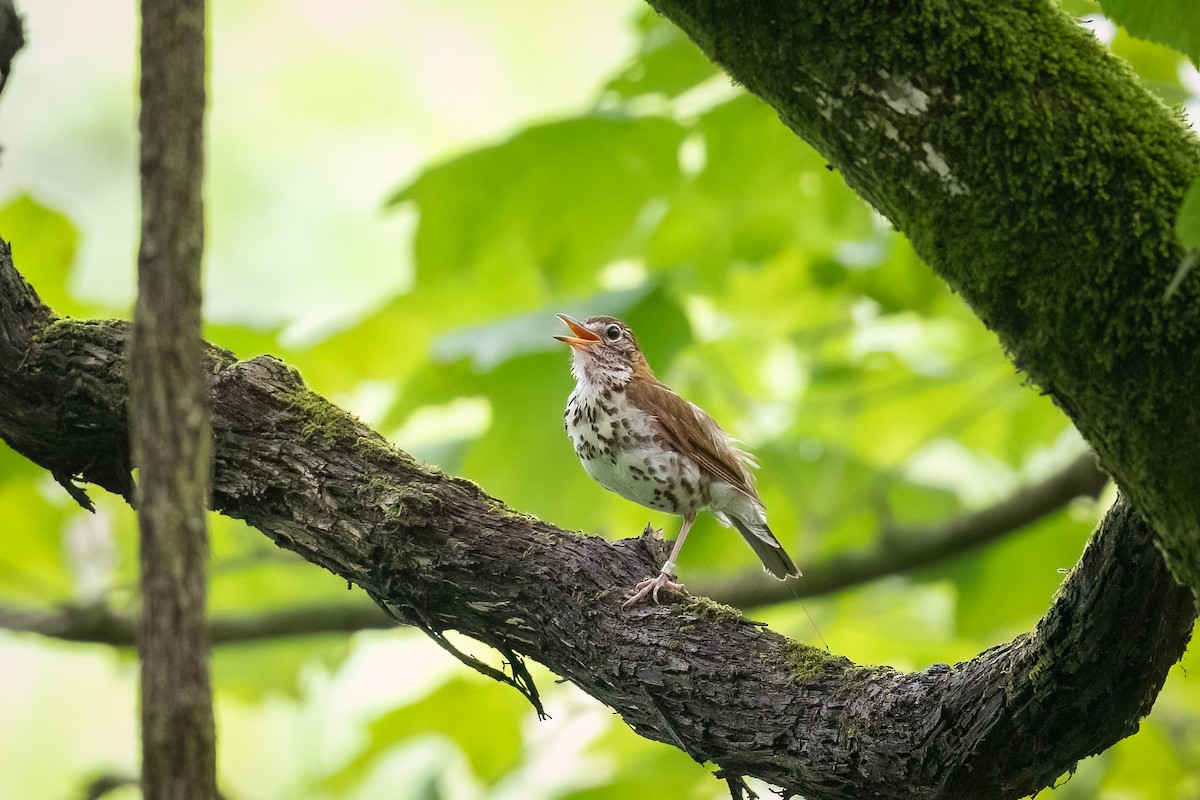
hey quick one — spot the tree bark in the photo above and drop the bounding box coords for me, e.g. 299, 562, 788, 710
642, 0, 1200, 593
0, 245, 1193, 799
132, 0, 216, 796
0, 451, 1107, 648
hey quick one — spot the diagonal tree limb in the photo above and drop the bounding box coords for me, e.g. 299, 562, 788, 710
0, 452, 1107, 646
709, 452, 1109, 608
0, 245, 1193, 800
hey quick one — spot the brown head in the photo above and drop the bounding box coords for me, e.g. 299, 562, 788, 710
555, 313, 652, 388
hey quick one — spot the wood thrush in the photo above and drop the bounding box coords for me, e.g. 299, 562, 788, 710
555, 313, 800, 608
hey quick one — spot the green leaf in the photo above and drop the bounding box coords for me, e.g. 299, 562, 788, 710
1109, 29, 1192, 103
389, 114, 687, 296
322, 676, 530, 791
1176, 176, 1200, 250
1060, 0, 1102, 15
202, 320, 286, 363
0, 479, 81, 603
212, 636, 351, 701
0, 441, 41, 489
1099, 718, 1193, 795
1098, 0, 1200, 65
428, 284, 657, 372
605, 12, 722, 100
0, 195, 90, 317
936, 510, 1095, 640
647, 94, 876, 287
561, 714, 726, 800
1164, 177, 1200, 299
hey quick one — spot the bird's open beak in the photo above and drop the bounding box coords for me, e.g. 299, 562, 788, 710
554, 313, 601, 349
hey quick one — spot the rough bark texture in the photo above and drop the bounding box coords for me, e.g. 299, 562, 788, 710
132, 0, 216, 796
0, 246, 1193, 799
642, 0, 1200, 593
0, 451, 1107, 644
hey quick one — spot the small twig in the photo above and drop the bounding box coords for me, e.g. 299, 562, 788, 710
53, 470, 96, 512
84, 775, 139, 800
498, 642, 548, 720
368, 588, 547, 719
714, 770, 762, 800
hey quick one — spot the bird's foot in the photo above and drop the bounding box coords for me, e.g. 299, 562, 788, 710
623, 572, 685, 609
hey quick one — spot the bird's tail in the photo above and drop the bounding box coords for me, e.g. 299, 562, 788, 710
730, 516, 801, 580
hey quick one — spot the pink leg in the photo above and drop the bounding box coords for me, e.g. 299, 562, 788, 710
623, 515, 695, 609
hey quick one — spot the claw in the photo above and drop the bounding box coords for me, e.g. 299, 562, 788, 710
622, 572, 685, 609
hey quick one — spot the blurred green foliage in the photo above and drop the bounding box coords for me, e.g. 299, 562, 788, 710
1099, 0, 1200, 66
1, 3, 1199, 799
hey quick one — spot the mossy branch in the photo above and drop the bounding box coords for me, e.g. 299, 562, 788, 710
643, 0, 1200, 592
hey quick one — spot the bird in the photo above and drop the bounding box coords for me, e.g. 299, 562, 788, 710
555, 313, 800, 608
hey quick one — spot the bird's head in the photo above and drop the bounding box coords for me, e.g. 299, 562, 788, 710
555, 313, 648, 387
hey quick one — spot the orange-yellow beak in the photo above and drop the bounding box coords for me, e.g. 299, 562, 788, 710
554, 313, 601, 349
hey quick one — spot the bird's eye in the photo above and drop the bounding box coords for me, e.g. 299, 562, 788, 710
605, 324, 623, 342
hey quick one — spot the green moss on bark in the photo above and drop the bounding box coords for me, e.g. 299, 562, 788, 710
649, 0, 1200, 590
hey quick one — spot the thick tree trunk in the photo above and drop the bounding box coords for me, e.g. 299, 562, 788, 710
643, 0, 1200, 593
0, 246, 1193, 799
132, 0, 216, 796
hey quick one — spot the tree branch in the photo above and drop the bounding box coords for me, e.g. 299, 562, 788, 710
0, 601, 394, 646
642, 0, 1200, 594
0, 453, 1107, 647
0, 245, 1192, 799
704, 452, 1109, 607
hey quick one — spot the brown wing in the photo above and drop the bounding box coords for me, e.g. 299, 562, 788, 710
626, 374, 758, 500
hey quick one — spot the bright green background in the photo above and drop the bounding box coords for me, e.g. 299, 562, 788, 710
1, 1, 1199, 798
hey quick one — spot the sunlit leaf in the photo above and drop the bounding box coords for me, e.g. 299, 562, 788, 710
1176, 177, 1200, 250
390, 114, 687, 295
0, 480, 80, 603
1099, 0, 1200, 65
429, 284, 657, 372
323, 677, 530, 791
212, 636, 352, 701
931, 510, 1094, 640
562, 715, 725, 800
0, 195, 91, 317
604, 11, 721, 100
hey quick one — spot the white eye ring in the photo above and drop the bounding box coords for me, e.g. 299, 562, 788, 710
605, 324, 622, 342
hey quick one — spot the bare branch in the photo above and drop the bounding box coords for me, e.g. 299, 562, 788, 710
701, 453, 1109, 607
0, 601, 394, 646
